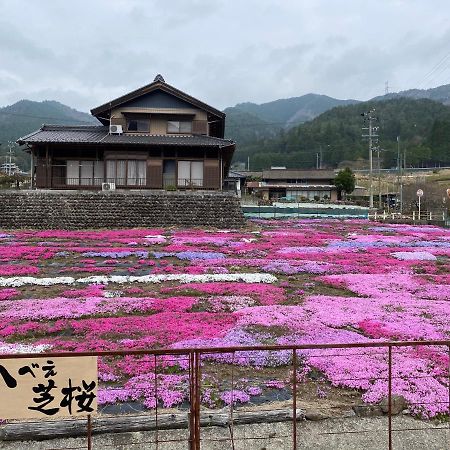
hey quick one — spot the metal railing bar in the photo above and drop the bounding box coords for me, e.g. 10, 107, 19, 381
319, 426, 450, 436
3, 339, 450, 360
98, 437, 192, 448
200, 435, 292, 442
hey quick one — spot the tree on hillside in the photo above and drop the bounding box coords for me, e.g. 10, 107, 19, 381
334, 168, 356, 200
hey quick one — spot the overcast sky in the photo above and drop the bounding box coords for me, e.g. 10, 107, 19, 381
1, 0, 450, 112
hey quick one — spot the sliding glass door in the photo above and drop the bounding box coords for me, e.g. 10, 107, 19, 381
177, 161, 203, 187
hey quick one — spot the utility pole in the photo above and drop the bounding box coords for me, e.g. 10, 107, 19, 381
377, 147, 382, 209
362, 109, 378, 208
7, 141, 15, 176
396, 136, 403, 214
403, 147, 407, 174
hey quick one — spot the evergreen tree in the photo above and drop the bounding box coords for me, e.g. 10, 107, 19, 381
334, 168, 356, 200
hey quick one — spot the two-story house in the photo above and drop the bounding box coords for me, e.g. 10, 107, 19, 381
18, 75, 235, 190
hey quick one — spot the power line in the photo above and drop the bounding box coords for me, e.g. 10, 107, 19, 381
415, 52, 450, 90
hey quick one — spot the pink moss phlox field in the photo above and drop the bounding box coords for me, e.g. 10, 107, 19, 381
0, 220, 449, 417
0, 288, 19, 300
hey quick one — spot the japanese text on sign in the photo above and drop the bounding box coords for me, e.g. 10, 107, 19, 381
0, 356, 97, 419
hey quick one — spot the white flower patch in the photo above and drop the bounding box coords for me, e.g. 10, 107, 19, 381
103, 290, 124, 298
144, 235, 167, 245
0, 276, 76, 287
0, 342, 52, 354
391, 251, 437, 261
0, 273, 278, 287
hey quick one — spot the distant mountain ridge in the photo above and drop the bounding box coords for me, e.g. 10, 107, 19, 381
372, 83, 450, 105
229, 93, 359, 127
3, 82, 450, 171
223, 93, 360, 149
0, 100, 98, 170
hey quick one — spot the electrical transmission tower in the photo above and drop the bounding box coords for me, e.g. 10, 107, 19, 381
361, 109, 379, 208
385, 81, 389, 95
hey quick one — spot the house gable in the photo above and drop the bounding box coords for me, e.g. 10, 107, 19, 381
120, 90, 195, 110
91, 75, 225, 125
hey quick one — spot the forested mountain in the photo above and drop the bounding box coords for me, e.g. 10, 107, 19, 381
232, 98, 450, 170
0, 100, 98, 170
223, 108, 281, 149
3, 83, 450, 172
372, 83, 450, 105
224, 84, 450, 157
232, 93, 359, 125
225, 93, 359, 137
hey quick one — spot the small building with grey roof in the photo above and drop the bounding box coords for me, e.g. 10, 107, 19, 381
246, 168, 338, 201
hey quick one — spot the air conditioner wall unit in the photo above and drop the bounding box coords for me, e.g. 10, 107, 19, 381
109, 124, 123, 134
102, 182, 116, 191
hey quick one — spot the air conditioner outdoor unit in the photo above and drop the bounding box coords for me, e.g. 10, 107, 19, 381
102, 182, 116, 191
109, 124, 123, 134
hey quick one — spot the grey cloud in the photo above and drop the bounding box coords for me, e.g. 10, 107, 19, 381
1, 0, 450, 111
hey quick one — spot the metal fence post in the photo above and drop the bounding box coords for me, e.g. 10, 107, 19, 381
447, 345, 450, 447
154, 355, 159, 448
87, 414, 92, 450
189, 351, 200, 450
293, 349, 297, 450
388, 345, 392, 450
194, 351, 201, 450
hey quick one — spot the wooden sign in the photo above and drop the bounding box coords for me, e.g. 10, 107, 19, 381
0, 356, 97, 419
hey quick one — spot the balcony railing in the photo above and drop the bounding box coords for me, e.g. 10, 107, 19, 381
163, 176, 205, 189
51, 177, 147, 188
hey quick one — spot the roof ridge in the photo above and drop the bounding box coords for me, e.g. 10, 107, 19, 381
16, 127, 44, 143
42, 124, 107, 130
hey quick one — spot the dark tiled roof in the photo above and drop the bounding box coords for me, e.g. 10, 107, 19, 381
17, 125, 235, 148
262, 169, 336, 180
18, 125, 109, 144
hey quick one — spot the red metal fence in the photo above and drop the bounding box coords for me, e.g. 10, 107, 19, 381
1, 340, 450, 449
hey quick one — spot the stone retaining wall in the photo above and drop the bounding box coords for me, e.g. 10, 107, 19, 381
1, 417, 447, 450
0, 191, 245, 229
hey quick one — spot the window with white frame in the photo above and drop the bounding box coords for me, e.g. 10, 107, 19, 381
106, 160, 146, 186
